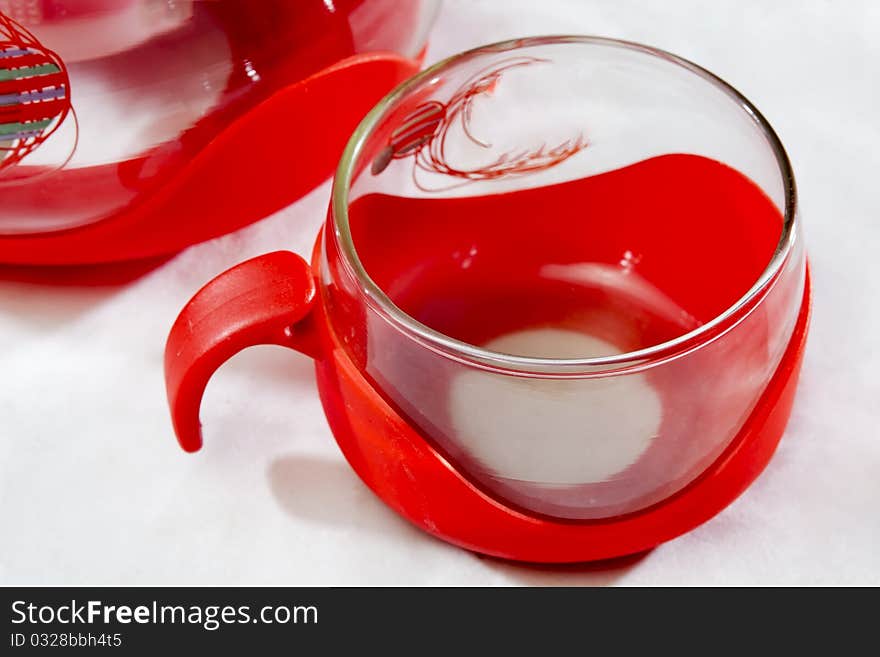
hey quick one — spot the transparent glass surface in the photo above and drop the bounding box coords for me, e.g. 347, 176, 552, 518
323, 36, 804, 520
0, 0, 439, 234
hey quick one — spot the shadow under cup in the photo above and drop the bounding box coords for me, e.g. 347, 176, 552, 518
323, 36, 804, 521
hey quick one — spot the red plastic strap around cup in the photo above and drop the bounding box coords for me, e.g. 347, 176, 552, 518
164, 247, 811, 562
164, 251, 318, 453
316, 269, 812, 562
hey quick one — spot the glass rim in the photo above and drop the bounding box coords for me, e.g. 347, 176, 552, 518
329, 35, 798, 376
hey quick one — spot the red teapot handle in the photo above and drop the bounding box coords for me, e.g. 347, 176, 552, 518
164, 251, 320, 452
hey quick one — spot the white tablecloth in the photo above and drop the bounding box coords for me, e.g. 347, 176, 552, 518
1, 0, 878, 586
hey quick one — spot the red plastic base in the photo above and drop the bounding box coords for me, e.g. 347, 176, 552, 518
315, 273, 811, 563
164, 246, 811, 563
0, 53, 419, 266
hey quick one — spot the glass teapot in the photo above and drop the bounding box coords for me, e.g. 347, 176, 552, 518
0, 0, 438, 264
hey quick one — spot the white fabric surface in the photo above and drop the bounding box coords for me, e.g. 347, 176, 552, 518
1, 0, 878, 586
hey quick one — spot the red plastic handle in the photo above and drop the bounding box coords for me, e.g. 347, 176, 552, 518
164, 251, 319, 452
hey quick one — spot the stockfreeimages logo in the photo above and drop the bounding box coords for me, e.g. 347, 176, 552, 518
11, 600, 318, 632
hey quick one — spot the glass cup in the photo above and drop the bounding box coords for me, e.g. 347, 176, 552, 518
165, 36, 810, 560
